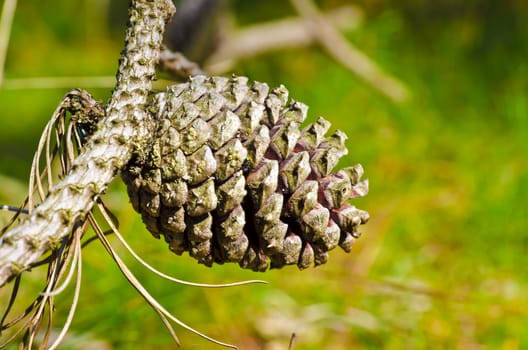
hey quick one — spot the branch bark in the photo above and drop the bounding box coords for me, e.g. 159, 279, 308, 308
0, 0, 175, 287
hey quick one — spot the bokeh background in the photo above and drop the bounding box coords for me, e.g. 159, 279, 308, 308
1, 0, 527, 349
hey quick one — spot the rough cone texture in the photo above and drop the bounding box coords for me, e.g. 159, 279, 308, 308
122, 75, 369, 271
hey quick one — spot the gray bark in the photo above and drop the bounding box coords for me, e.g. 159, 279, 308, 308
0, 0, 176, 287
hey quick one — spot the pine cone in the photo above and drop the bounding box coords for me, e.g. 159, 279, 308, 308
122, 75, 369, 271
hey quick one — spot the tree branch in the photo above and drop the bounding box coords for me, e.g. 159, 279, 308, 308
0, 0, 175, 287
205, 5, 363, 73
290, 0, 409, 103
158, 46, 206, 79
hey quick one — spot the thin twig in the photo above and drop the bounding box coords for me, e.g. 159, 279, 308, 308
205, 5, 363, 73
290, 0, 409, 103
288, 333, 297, 350
158, 46, 206, 79
0, 206, 28, 215
0, 0, 17, 86
1, 6, 361, 90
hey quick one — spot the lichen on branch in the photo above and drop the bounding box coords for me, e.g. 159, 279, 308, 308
0, 0, 175, 287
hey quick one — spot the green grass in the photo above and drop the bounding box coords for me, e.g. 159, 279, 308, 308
1, 1, 527, 349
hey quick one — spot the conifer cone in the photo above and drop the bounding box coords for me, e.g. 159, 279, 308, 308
122, 75, 369, 271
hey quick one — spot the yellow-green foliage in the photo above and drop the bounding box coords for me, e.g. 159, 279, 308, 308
1, 1, 527, 349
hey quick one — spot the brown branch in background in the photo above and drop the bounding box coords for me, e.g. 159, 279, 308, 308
288, 333, 297, 350
158, 46, 206, 79
1, 2, 408, 105
289, 0, 410, 103
205, 5, 363, 74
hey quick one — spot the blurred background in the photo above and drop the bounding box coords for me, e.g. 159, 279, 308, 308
1, 0, 527, 349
